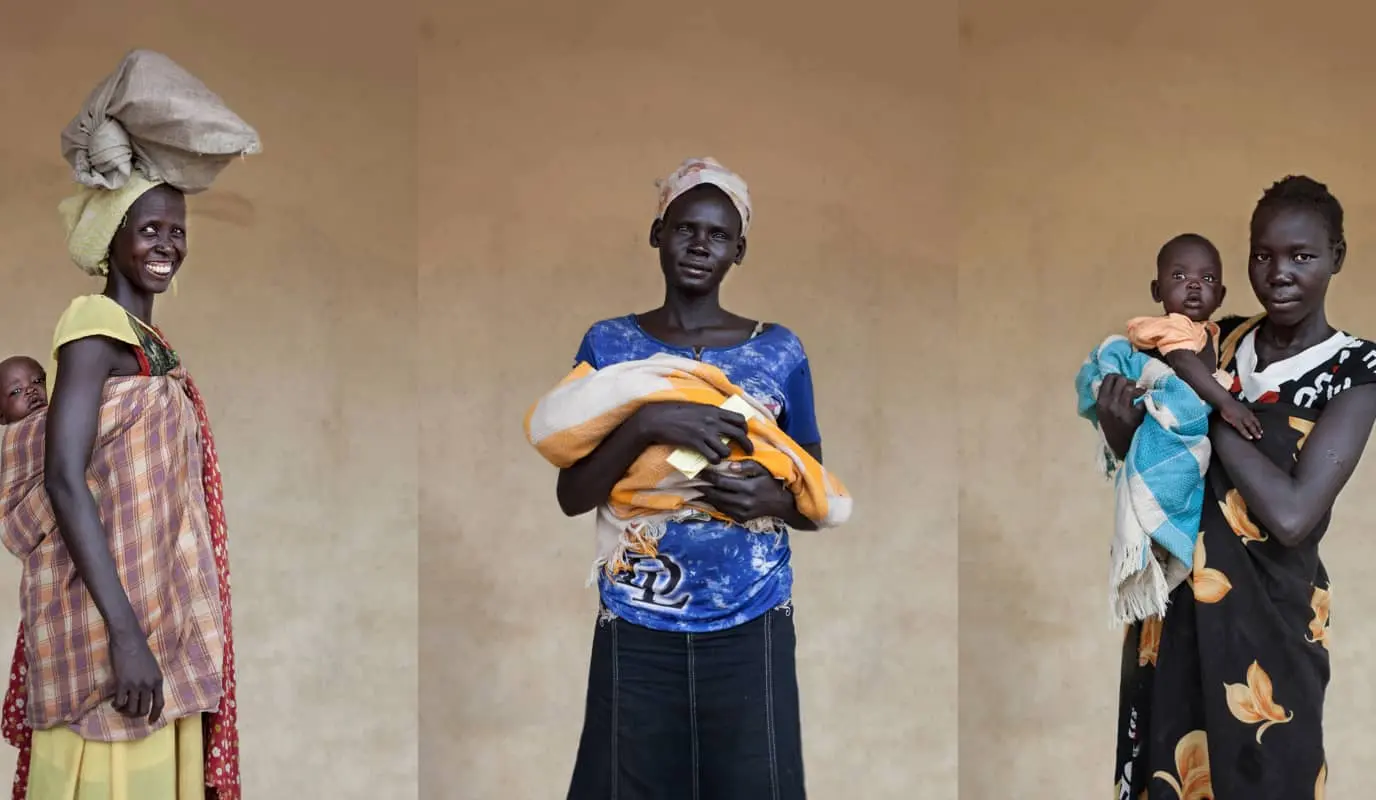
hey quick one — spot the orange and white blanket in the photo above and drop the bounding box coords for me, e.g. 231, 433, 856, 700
524, 353, 852, 581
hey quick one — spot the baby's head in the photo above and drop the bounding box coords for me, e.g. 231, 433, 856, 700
0, 356, 47, 424
1151, 233, 1225, 323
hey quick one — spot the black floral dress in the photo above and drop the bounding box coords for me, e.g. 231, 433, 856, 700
1114, 314, 1376, 799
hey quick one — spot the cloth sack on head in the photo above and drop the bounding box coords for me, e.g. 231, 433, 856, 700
655, 157, 753, 236
61, 49, 261, 194
57, 173, 165, 276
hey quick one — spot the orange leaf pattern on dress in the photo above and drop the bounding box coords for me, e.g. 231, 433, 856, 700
1307, 586, 1331, 650
1114, 331, 1351, 800
1220, 489, 1267, 544
1225, 660, 1293, 743
1152, 730, 1213, 799
1138, 616, 1162, 667
1191, 531, 1232, 604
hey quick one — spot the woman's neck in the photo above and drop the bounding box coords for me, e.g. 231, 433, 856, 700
1257, 310, 1335, 361
656, 290, 729, 332
102, 280, 154, 325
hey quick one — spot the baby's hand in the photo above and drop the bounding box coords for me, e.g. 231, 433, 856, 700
1220, 400, 1263, 441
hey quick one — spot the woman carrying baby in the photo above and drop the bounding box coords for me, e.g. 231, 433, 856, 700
1103, 176, 1376, 799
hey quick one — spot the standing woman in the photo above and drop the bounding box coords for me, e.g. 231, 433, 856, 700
0, 174, 241, 800
0, 49, 255, 800
1102, 176, 1376, 799
559, 158, 827, 800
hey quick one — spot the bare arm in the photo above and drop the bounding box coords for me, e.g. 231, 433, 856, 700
1211, 383, 1376, 546
44, 339, 142, 641
1164, 349, 1240, 412
555, 413, 651, 517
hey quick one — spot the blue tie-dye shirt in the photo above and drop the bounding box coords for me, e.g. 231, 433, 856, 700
572, 314, 822, 633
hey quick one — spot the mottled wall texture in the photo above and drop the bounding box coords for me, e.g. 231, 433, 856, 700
960, 1, 1376, 797
417, 0, 956, 797
0, 3, 417, 797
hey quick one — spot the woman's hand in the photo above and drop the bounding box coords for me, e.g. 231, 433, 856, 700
698, 460, 796, 524
109, 631, 164, 723
634, 402, 754, 464
1095, 374, 1146, 461
556, 401, 755, 517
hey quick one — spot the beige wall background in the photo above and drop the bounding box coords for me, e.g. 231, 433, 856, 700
960, 1, 1376, 797
29, 3, 1376, 797
418, 1, 956, 797
0, 3, 417, 797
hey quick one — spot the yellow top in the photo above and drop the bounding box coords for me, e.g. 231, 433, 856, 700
47, 295, 144, 394
52, 295, 142, 357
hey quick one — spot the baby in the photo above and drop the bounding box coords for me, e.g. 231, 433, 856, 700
1079, 232, 1261, 622
0, 356, 48, 425
1126, 233, 1261, 440
1121, 233, 1261, 573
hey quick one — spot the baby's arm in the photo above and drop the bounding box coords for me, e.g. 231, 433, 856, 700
1164, 349, 1262, 440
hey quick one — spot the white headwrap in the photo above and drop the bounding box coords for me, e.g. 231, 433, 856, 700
655, 157, 752, 236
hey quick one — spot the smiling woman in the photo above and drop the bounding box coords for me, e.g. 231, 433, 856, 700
0, 47, 259, 800
0, 172, 241, 800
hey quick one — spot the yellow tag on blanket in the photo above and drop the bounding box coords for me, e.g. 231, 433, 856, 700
666, 394, 763, 479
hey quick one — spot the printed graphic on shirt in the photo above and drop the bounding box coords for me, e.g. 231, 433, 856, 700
1230, 327, 1376, 410
612, 553, 691, 610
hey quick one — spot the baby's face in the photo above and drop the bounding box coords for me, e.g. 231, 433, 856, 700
0, 358, 47, 424
1155, 243, 1225, 322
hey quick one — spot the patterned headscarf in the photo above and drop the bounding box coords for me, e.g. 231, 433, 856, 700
57, 172, 165, 276
655, 157, 753, 236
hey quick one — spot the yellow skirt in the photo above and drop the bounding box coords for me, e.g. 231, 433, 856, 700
27, 715, 205, 800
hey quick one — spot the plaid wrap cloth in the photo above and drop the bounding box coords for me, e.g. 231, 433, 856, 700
0, 368, 240, 797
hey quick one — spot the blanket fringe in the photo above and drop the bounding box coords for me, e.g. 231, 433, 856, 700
745, 516, 784, 535
585, 511, 789, 587
1110, 534, 1171, 627
586, 516, 672, 586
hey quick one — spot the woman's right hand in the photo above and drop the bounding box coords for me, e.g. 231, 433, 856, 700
109, 632, 164, 723
1095, 374, 1146, 460
633, 402, 754, 464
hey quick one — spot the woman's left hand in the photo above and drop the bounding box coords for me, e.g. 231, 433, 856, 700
697, 460, 795, 524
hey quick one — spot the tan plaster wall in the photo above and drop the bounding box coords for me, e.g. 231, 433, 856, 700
959, 1, 1376, 797
0, 3, 418, 797
417, 1, 957, 797
20, 3, 1370, 798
